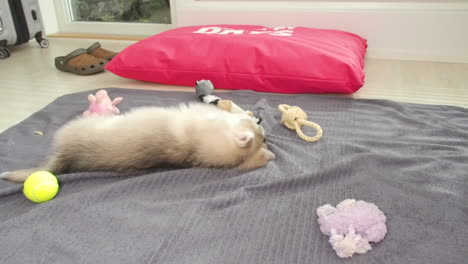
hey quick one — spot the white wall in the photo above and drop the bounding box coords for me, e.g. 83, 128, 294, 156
38, 0, 59, 35
175, 1, 468, 63
38, 0, 468, 63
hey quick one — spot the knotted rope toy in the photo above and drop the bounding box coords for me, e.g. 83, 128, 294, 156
278, 104, 322, 142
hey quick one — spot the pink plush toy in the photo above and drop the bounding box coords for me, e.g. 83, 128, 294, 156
83, 89, 123, 116
316, 199, 387, 258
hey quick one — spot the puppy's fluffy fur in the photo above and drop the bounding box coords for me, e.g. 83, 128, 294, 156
1, 103, 275, 182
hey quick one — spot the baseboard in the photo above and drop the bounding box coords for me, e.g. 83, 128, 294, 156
367, 49, 468, 64
48, 33, 147, 41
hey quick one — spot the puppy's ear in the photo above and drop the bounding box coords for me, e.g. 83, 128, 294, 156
234, 131, 254, 148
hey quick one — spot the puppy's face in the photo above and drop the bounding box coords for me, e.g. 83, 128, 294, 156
232, 114, 265, 149
195, 106, 274, 169
232, 114, 275, 170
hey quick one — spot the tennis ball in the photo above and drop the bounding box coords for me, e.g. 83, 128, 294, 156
23, 171, 59, 203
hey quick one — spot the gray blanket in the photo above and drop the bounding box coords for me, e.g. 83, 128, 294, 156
0, 88, 467, 264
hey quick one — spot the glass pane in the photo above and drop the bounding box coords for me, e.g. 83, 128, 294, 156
69, 0, 171, 24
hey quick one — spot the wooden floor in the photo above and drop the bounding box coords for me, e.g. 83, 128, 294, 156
0, 37, 467, 133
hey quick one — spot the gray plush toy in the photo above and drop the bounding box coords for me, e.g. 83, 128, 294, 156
195, 80, 221, 104
194, 80, 261, 123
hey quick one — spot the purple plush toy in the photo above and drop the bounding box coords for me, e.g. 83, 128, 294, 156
316, 199, 387, 258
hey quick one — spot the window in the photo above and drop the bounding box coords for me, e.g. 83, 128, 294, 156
69, 0, 171, 24
52, 0, 174, 36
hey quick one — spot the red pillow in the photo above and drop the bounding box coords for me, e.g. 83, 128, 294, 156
105, 25, 367, 94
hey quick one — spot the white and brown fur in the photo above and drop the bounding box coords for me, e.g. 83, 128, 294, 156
0, 103, 275, 183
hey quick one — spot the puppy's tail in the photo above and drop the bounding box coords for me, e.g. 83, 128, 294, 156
1, 155, 69, 183
0, 168, 40, 183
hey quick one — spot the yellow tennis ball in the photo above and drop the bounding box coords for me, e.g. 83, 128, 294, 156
23, 171, 59, 203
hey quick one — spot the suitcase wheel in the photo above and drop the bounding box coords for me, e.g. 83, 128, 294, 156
37, 38, 49, 48
0, 48, 10, 59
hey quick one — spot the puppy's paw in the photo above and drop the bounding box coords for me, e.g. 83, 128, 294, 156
262, 148, 276, 161
238, 148, 276, 170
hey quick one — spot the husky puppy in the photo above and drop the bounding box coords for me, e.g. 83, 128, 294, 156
1, 103, 275, 182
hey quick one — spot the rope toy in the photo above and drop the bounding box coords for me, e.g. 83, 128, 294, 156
278, 104, 323, 142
